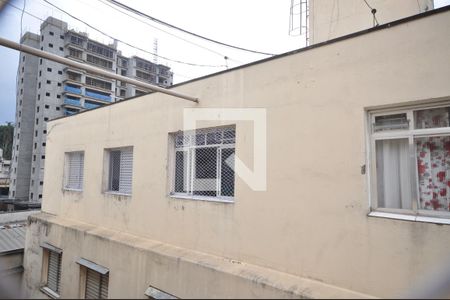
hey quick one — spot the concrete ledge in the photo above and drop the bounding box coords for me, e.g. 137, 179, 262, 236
28, 212, 375, 299
0, 210, 40, 225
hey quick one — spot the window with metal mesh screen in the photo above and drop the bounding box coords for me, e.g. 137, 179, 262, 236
171, 126, 235, 200
107, 147, 133, 195
64, 152, 84, 190
85, 268, 109, 299
47, 250, 62, 295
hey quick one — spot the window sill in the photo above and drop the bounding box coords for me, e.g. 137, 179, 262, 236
104, 191, 131, 197
368, 211, 450, 225
40, 286, 60, 299
63, 188, 82, 192
169, 194, 234, 204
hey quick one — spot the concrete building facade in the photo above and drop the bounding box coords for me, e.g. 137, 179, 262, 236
0, 149, 11, 198
309, 0, 433, 44
9, 17, 173, 204
22, 6, 450, 299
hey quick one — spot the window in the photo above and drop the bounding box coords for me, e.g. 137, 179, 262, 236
49, 31, 54, 36
39, 70, 42, 77
60, 35, 64, 40
49, 43, 53, 48
41, 244, 62, 297
64, 152, 84, 190
38, 82, 41, 89
58, 70, 63, 75
59, 47, 63, 51
370, 105, 450, 219
47, 80, 51, 84
57, 83, 61, 87
87, 41, 114, 58
44, 117, 49, 121
47, 68, 52, 72
38, 94, 41, 100
57, 95, 61, 99
85, 77, 112, 90
69, 48, 83, 59
45, 105, 50, 109
86, 54, 113, 69
46, 92, 50, 97
170, 126, 235, 201
105, 147, 133, 195
40, 58, 42, 65
77, 259, 109, 299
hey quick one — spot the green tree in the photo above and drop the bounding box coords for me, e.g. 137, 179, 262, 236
0, 123, 14, 160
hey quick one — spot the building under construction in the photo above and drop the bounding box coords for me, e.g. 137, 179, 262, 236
9, 17, 173, 205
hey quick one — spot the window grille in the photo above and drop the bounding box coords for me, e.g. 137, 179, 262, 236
85, 269, 109, 299
47, 250, 62, 294
108, 147, 133, 195
64, 152, 84, 190
171, 126, 235, 200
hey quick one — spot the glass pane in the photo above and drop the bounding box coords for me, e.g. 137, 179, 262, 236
374, 114, 408, 132
193, 147, 217, 196
416, 136, 450, 211
175, 151, 188, 193
376, 139, 412, 209
221, 148, 235, 197
414, 107, 450, 129
109, 151, 121, 191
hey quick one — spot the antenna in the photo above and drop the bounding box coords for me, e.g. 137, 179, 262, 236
289, 0, 309, 46
153, 38, 158, 64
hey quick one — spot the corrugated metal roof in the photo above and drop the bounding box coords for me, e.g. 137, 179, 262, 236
0, 225, 26, 254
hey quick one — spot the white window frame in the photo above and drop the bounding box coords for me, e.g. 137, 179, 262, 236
169, 126, 236, 203
367, 101, 450, 222
63, 151, 84, 191
103, 146, 133, 196
40, 243, 63, 299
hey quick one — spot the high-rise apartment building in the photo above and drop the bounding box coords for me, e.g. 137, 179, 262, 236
9, 17, 173, 204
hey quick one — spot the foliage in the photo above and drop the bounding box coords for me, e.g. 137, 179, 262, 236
0, 123, 14, 160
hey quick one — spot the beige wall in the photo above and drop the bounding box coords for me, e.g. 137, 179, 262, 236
309, 0, 433, 44
24, 9, 450, 298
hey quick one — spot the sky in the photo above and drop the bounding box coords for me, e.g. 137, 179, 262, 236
0, 0, 449, 124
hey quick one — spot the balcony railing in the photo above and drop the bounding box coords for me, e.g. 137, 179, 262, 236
85, 90, 111, 102
64, 85, 82, 95
64, 110, 76, 116
64, 98, 82, 107
84, 102, 101, 110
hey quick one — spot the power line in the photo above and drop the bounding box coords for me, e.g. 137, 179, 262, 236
106, 0, 276, 56
39, 0, 227, 68
362, 0, 379, 26
7, 1, 45, 22
94, 0, 228, 59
